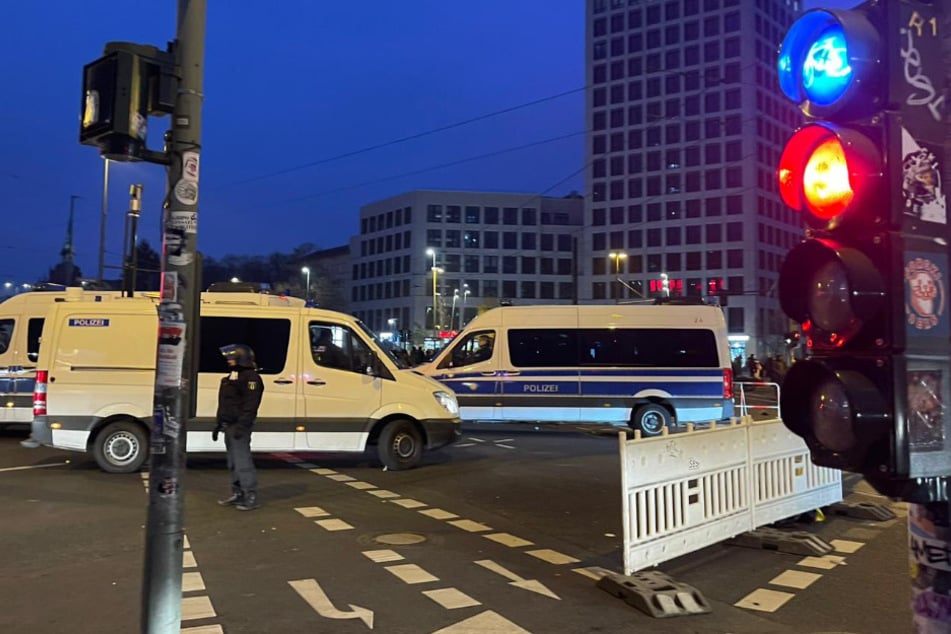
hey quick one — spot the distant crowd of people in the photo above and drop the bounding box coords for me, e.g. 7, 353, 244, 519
732, 353, 788, 383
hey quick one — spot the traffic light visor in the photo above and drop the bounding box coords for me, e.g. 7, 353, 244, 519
777, 123, 883, 229
777, 9, 880, 117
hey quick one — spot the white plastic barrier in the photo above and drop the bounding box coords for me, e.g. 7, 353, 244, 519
619, 416, 842, 576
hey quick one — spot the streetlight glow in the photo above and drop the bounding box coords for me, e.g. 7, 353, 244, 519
301, 266, 311, 302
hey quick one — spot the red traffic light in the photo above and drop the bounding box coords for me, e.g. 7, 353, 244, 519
777, 123, 884, 230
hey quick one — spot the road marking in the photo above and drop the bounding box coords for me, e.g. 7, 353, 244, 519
454, 443, 477, 448
385, 563, 440, 584
796, 554, 846, 570
367, 489, 401, 499
181, 626, 224, 634
572, 566, 611, 581
419, 508, 458, 520
449, 519, 492, 533
391, 498, 427, 509
483, 533, 534, 548
525, 549, 579, 565
475, 559, 560, 600
347, 481, 377, 490
288, 578, 374, 629
432, 610, 532, 633
181, 595, 216, 621
830, 539, 865, 554
182, 571, 206, 592
315, 518, 353, 531
0, 461, 69, 472
362, 549, 404, 564
311, 468, 337, 475
769, 570, 822, 590
183, 551, 197, 568
327, 474, 356, 482
423, 587, 482, 609
295, 506, 331, 518
496, 444, 515, 449
734, 588, 795, 612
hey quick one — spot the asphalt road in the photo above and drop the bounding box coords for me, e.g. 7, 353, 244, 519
0, 421, 911, 634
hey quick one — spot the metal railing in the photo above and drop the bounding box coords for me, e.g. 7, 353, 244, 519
735, 380, 781, 420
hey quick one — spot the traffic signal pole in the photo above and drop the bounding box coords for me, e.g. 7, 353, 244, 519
142, 0, 205, 631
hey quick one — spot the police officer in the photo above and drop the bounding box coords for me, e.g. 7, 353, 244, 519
215, 344, 264, 511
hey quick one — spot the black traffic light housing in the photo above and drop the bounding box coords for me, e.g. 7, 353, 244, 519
80, 42, 175, 163
775, 0, 951, 501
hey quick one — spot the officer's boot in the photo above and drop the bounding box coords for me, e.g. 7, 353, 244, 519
217, 489, 244, 506
236, 492, 259, 511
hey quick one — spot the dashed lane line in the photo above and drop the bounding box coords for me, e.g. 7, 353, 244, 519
285, 460, 597, 584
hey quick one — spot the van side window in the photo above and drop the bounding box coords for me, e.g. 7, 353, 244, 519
27, 318, 43, 363
0, 319, 12, 355
579, 328, 719, 367
198, 317, 291, 374
309, 322, 372, 375
508, 329, 577, 367
437, 330, 495, 369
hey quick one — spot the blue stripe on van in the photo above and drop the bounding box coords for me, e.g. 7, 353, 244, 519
579, 380, 722, 397
435, 368, 724, 380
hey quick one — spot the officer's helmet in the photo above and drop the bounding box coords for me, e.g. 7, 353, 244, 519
220, 344, 256, 367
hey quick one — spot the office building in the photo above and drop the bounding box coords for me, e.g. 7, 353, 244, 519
583, 0, 802, 359
350, 189, 583, 347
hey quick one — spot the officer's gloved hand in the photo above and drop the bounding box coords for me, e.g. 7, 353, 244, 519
212, 424, 223, 442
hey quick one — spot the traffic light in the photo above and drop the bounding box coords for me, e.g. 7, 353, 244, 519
775, 1, 951, 497
80, 42, 175, 162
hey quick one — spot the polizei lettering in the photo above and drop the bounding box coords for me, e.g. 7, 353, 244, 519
523, 384, 559, 393
68, 318, 110, 327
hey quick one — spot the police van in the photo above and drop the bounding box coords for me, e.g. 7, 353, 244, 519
418, 303, 734, 435
28, 291, 461, 472
0, 287, 133, 428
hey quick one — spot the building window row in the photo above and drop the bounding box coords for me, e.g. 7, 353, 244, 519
361, 206, 412, 235
590, 167, 744, 201
425, 205, 537, 225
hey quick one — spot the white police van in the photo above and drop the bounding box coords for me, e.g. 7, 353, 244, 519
418, 303, 734, 436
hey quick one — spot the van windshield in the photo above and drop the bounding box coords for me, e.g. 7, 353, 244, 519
354, 321, 412, 369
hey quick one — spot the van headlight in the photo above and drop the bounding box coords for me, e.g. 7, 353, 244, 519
433, 391, 459, 416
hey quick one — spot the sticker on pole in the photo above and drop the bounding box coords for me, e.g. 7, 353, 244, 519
173, 179, 198, 206
156, 319, 186, 388
182, 151, 200, 182
168, 210, 197, 234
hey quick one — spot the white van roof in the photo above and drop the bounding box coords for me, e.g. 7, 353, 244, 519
464, 303, 727, 330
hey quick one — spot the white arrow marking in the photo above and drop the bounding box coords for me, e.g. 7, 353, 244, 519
474, 559, 560, 600
432, 610, 531, 633
288, 578, 374, 629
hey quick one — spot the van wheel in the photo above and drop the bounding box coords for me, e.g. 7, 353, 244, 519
378, 419, 423, 471
94, 421, 147, 473
632, 404, 672, 437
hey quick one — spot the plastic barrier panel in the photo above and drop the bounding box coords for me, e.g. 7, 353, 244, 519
748, 418, 842, 528
620, 420, 751, 575
619, 416, 842, 575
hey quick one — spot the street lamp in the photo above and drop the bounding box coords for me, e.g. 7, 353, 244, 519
608, 252, 627, 301
426, 248, 440, 335
451, 289, 459, 331
301, 266, 311, 302
461, 284, 470, 328
230, 277, 240, 283
608, 251, 627, 274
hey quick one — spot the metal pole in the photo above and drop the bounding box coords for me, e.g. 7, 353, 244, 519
126, 185, 143, 297
98, 159, 110, 284
431, 266, 438, 337
142, 0, 205, 632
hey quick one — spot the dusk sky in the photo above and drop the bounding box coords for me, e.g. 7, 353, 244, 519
2, 0, 854, 285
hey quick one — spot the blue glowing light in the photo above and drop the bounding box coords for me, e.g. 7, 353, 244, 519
801, 25, 853, 106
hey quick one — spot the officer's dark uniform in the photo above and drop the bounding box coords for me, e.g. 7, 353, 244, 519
216, 344, 264, 511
